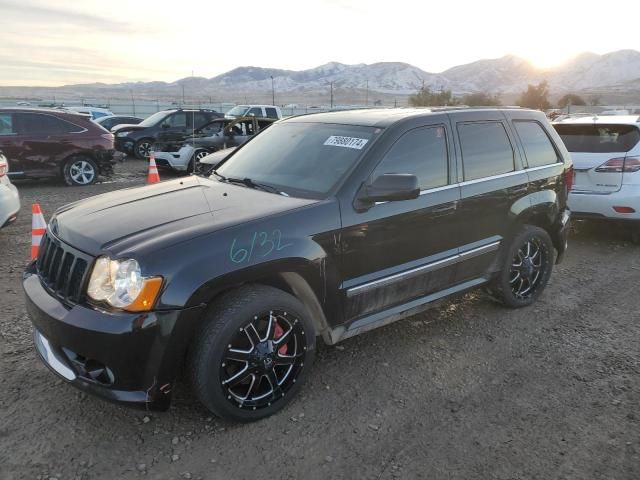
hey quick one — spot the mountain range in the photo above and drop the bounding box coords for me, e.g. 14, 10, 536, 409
3, 50, 640, 103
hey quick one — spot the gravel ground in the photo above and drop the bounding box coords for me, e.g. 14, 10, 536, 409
1, 159, 639, 480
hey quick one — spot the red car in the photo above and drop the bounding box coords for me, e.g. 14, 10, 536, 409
0, 108, 115, 186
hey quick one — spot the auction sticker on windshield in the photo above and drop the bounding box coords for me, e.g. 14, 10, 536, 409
324, 136, 369, 150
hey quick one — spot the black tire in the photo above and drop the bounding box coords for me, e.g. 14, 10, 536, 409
631, 226, 640, 245
188, 149, 210, 175
187, 284, 315, 422
62, 156, 99, 186
134, 139, 153, 159
489, 225, 554, 308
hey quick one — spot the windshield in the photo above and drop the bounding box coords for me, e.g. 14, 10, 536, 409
138, 111, 173, 127
226, 106, 249, 116
554, 124, 640, 153
215, 122, 379, 198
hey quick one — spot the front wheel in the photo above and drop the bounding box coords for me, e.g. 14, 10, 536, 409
490, 225, 554, 308
63, 156, 98, 186
134, 139, 153, 159
187, 285, 315, 422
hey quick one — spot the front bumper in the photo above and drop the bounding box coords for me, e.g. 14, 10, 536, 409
24, 263, 204, 410
153, 146, 194, 171
0, 181, 20, 228
569, 184, 640, 221
115, 137, 135, 155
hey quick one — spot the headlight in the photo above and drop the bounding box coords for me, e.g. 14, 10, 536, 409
116, 131, 130, 137
87, 256, 162, 311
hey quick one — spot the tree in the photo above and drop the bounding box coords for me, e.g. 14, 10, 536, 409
409, 86, 457, 107
517, 81, 551, 110
557, 93, 586, 108
460, 92, 501, 106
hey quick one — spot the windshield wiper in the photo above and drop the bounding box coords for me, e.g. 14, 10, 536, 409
225, 176, 287, 196
211, 170, 226, 181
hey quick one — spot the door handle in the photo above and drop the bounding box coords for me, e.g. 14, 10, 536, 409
511, 185, 528, 195
432, 202, 457, 215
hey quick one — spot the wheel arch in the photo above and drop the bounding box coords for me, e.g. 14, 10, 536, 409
513, 190, 563, 254
181, 261, 332, 341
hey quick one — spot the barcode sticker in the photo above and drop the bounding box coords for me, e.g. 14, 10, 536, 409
324, 136, 369, 150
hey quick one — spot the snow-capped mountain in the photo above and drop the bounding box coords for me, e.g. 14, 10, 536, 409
164, 49, 640, 95
5, 50, 640, 101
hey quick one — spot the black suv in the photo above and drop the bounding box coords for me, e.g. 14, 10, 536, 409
24, 108, 572, 422
112, 108, 222, 159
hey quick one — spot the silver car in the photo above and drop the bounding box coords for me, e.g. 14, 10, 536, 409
0, 152, 20, 229
152, 117, 274, 173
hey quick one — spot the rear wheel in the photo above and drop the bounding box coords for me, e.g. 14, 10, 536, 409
188, 285, 315, 422
62, 156, 98, 186
631, 227, 640, 245
490, 225, 554, 308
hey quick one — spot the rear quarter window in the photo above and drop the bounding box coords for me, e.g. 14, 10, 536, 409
553, 124, 640, 153
513, 121, 559, 167
458, 121, 514, 181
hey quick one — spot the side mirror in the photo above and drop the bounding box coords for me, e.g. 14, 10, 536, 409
161, 122, 170, 129
361, 173, 420, 204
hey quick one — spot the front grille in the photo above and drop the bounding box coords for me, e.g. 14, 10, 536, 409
37, 233, 92, 305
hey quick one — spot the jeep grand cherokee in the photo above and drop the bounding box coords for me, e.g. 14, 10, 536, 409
24, 108, 572, 422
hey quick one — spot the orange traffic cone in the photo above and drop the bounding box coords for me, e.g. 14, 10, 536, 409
147, 153, 160, 184
31, 203, 47, 260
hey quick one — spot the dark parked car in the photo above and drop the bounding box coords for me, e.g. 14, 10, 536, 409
95, 115, 143, 132
0, 108, 115, 186
24, 108, 572, 422
112, 109, 222, 159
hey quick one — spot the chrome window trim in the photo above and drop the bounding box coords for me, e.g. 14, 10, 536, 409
346, 240, 501, 297
525, 162, 564, 172
373, 162, 564, 206
460, 168, 526, 186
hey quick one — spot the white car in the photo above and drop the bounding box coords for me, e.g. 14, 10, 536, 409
0, 152, 20, 229
225, 104, 282, 120
553, 115, 640, 241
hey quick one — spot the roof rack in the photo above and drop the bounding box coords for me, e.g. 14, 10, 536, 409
429, 105, 525, 112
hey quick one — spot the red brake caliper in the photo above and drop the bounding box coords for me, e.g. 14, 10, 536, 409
273, 322, 288, 355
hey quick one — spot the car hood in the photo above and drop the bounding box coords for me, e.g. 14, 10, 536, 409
112, 124, 147, 134
52, 176, 316, 257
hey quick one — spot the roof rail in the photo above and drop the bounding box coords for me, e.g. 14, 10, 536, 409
428, 105, 524, 112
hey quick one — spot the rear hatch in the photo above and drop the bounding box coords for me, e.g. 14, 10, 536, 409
554, 123, 640, 193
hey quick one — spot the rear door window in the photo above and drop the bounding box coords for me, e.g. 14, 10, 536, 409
373, 126, 449, 190
553, 124, 640, 153
15, 113, 80, 135
265, 107, 279, 119
458, 122, 515, 181
0, 113, 14, 135
514, 121, 559, 167
166, 113, 187, 128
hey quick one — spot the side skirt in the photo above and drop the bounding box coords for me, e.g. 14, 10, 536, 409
323, 277, 487, 344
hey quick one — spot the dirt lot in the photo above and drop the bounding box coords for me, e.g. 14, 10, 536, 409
1, 159, 638, 480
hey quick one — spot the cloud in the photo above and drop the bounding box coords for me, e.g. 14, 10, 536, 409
0, 0, 142, 32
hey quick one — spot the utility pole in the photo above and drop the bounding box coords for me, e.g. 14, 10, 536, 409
270, 75, 275, 105
365, 79, 369, 106
130, 90, 136, 116
330, 81, 334, 109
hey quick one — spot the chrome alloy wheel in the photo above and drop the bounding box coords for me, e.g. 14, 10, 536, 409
220, 310, 306, 410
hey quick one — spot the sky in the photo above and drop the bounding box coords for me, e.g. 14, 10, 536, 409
1, 0, 640, 87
